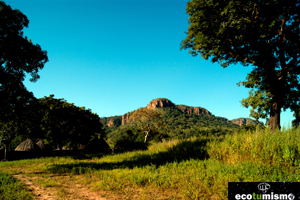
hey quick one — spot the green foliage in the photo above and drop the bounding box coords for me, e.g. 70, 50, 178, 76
129, 107, 163, 142
104, 107, 240, 148
157, 107, 238, 139
1, 128, 299, 199
0, 171, 33, 200
38, 95, 104, 149
100, 116, 122, 135
240, 89, 271, 121
208, 126, 300, 169
0, 1, 48, 159
0, 1, 48, 121
181, 0, 300, 131
107, 125, 147, 149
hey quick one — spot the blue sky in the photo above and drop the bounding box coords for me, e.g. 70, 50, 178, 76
5, 0, 294, 127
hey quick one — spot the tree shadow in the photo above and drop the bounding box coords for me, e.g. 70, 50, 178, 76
46, 138, 211, 174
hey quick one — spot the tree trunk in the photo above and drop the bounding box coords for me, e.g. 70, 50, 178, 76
4, 144, 7, 161
144, 129, 150, 143
269, 99, 281, 133
2, 140, 10, 161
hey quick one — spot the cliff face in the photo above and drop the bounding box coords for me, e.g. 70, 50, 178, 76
122, 111, 134, 125
121, 98, 214, 125
107, 119, 114, 127
231, 118, 264, 126
176, 105, 211, 115
100, 116, 122, 128
147, 98, 175, 109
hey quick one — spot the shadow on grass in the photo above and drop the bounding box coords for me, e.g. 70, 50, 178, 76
46, 138, 211, 174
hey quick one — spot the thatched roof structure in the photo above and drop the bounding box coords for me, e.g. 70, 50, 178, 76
36, 140, 45, 150
15, 139, 41, 151
84, 138, 110, 153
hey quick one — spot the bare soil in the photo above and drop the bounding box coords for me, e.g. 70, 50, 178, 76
13, 174, 110, 200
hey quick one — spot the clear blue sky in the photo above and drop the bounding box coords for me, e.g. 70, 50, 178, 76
5, 0, 294, 127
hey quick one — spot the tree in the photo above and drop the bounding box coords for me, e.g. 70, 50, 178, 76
0, 1, 48, 118
129, 108, 163, 142
239, 89, 271, 122
0, 2, 48, 159
181, 0, 300, 132
39, 95, 103, 150
0, 96, 41, 160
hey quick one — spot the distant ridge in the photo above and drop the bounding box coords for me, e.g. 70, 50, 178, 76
231, 118, 264, 126
100, 98, 262, 127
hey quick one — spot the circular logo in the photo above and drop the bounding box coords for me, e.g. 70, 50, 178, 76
288, 193, 295, 200
258, 183, 271, 193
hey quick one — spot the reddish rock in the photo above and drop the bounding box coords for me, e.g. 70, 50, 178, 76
231, 118, 246, 126
122, 112, 134, 125
176, 105, 211, 115
107, 119, 114, 127
231, 118, 264, 126
147, 98, 175, 109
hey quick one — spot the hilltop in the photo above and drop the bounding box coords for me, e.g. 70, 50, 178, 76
101, 98, 261, 128
101, 98, 263, 147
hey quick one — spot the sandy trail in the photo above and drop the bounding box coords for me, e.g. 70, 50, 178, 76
13, 174, 108, 200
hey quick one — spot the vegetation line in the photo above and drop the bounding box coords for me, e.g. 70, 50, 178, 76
1, 127, 299, 200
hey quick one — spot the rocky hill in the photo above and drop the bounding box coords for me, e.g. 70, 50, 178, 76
121, 98, 212, 125
101, 98, 262, 130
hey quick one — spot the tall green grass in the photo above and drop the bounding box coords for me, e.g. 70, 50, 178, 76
208, 126, 300, 168
0, 171, 33, 200
0, 127, 299, 199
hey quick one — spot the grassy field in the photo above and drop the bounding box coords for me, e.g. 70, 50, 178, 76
0, 127, 299, 199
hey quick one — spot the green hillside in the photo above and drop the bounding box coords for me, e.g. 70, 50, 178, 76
103, 106, 240, 148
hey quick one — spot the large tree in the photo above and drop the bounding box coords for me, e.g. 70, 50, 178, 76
0, 1, 48, 121
0, 1, 48, 119
39, 95, 103, 150
0, 1, 48, 159
181, 0, 300, 132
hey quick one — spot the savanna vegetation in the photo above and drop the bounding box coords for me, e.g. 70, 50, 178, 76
104, 105, 241, 148
1, 0, 300, 199
0, 127, 299, 199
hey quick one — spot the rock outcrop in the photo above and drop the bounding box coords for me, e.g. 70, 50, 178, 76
107, 119, 115, 127
147, 98, 175, 109
121, 98, 214, 125
176, 105, 211, 115
122, 111, 134, 125
100, 116, 122, 128
231, 118, 264, 126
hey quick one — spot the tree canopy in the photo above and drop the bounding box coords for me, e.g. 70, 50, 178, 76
0, 1, 48, 159
181, 0, 300, 132
0, 1, 48, 121
38, 95, 104, 150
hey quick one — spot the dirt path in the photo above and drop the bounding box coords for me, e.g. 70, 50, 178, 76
13, 174, 109, 200
13, 174, 56, 200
